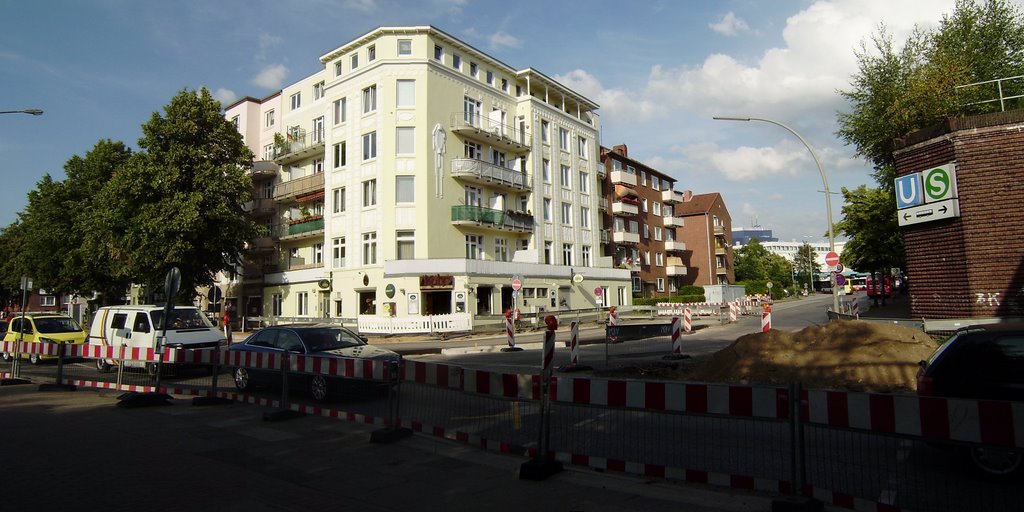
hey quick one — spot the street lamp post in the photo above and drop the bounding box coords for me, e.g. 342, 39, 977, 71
713, 116, 840, 313
0, 109, 43, 116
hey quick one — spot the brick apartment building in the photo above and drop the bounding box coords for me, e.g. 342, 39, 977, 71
892, 109, 1024, 318
599, 145, 734, 297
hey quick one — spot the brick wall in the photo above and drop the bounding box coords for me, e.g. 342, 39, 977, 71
894, 112, 1024, 318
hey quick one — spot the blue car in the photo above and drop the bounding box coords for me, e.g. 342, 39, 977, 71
228, 323, 399, 402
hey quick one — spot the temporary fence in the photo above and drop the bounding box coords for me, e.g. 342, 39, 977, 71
655, 301, 767, 318
5, 336, 1024, 511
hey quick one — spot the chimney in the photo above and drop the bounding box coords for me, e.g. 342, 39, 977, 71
683, 190, 693, 202
612, 144, 628, 157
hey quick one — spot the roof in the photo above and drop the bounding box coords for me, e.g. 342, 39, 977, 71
673, 192, 723, 216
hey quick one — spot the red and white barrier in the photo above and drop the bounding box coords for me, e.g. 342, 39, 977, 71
851, 300, 860, 318
505, 316, 515, 348
683, 308, 693, 333
542, 330, 555, 373
729, 302, 738, 323
569, 321, 580, 365
608, 308, 618, 326
761, 311, 771, 332
670, 317, 682, 355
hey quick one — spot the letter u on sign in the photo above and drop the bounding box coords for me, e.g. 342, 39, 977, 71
895, 174, 922, 209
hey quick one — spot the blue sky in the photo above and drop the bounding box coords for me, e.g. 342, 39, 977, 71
1, 0, 961, 242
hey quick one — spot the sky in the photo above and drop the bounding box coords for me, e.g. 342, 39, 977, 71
0, 0, 968, 243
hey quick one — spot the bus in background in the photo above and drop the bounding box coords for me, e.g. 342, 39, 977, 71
848, 274, 868, 292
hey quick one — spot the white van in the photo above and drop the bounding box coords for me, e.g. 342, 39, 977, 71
88, 305, 226, 373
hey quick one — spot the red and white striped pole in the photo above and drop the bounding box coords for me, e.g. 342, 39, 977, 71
506, 315, 515, 348
761, 305, 772, 332
851, 300, 860, 318
683, 308, 692, 333
671, 316, 682, 354
569, 321, 580, 365
729, 301, 738, 323
609, 307, 618, 327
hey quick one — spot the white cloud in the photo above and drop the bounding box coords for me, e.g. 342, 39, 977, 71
251, 64, 289, 90
709, 12, 750, 36
211, 88, 238, 106
554, 69, 660, 123
490, 31, 522, 50
344, 0, 377, 12
685, 141, 809, 182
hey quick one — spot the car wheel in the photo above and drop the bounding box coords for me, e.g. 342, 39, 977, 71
95, 359, 112, 373
310, 375, 330, 403
0, 352, 10, 362
971, 447, 1022, 477
28, 353, 41, 365
146, 362, 160, 377
233, 367, 251, 391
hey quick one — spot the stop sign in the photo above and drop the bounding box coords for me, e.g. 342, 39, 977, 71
511, 279, 522, 291
825, 251, 840, 267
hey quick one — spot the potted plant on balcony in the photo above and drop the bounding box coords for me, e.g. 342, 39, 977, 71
273, 133, 290, 156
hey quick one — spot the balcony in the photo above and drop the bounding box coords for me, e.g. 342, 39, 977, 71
245, 197, 277, 218
662, 189, 685, 204
451, 158, 531, 191
273, 129, 326, 165
279, 216, 325, 241
714, 225, 726, 235
248, 236, 276, 254
716, 265, 728, 275
250, 160, 278, 179
611, 200, 639, 216
664, 240, 687, 252
450, 112, 529, 152
451, 205, 534, 232
611, 230, 640, 244
274, 172, 325, 204
716, 244, 728, 255
597, 198, 608, 211
666, 264, 688, 276
663, 215, 684, 228
610, 170, 637, 187
600, 229, 609, 244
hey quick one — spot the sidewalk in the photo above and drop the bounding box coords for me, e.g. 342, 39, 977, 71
0, 384, 780, 512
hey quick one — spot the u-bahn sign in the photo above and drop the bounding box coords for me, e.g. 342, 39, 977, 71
895, 162, 961, 227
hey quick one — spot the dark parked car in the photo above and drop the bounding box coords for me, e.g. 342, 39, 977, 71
917, 323, 1024, 476
228, 323, 399, 402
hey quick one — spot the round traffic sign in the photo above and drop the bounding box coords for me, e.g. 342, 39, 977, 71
835, 273, 846, 286
825, 251, 840, 267
594, 287, 603, 296
511, 279, 522, 291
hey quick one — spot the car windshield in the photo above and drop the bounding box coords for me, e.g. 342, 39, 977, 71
151, 309, 213, 330
301, 328, 366, 352
33, 317, 83, 334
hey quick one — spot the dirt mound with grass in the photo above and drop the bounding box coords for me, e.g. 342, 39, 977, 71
596, 320, 940, 393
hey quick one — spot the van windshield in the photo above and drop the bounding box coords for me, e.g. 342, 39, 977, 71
151, 309, 213, 330
35, 317, 84, 334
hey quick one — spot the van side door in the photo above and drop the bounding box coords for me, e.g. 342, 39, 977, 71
109, 313, 131, 347
131, 312, 154, 348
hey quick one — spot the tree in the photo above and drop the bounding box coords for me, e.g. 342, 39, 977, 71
793, 243, 819, 292
82, 88, 259, 302
734, 238, 793, 298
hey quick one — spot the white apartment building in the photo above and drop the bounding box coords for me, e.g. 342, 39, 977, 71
226, 26, 631, 324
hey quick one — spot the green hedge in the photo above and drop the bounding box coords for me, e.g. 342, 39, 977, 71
632, 294, 706, 306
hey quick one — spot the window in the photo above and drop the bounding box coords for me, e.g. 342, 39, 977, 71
579, 171, 589, 193
313, 243, 323, 265
350, 53, 358, 70
643, 223, 649, 239
561, 202, 572, 225
494, 238, 508, 261
396, 127, 415, 155
517, 239, 529, 251
577, 136, 588, 157
544, 241, 553, 264
41, 295, 56, 307
313, 158, 324, 174
542, 198, 552, 221
580, 206, 590, 228
470, 62, 478, 77
644, 251, 651, 266
313, 81, 325, 100
486, 70, 494, 85
559, 128, 569, 150
362, 131, 377, 160
501, 78, 509, 92
263, 144, 274, 161
362, 179, 377, 207
396, 230, 415, 260
465, 186, 483, 207
434, 44, 443, 61
312, 116, 324, 143
362, 85, 377, 114
262, 181, 273, 199
332, 187, 346, 213
333, 97, 347, 124
542, 159, 551, 182
519, 195, 529, 212
582, 246, 592, 266
541, 120, 550, 143
652, 177, 661, 191
396, 79, 415, 107
265, 109, 275, 127
396, 175, 415, 203
642, 198, 648, 213
297, 292, 309, 316
367, 44, 376, 62
653, 202, 661, 216
290, 93, 301, 110
362, 232, 377, 264
452, 53, 461, 70
230, 115, 239, 128
464, 96, 481, 126
490, 148, 506, 167
657, 278, 665, 292
466, 234, 483, 260
640, 171, 647, 186
654, 226, 662, 241
333, 141, 346, 168
560, 164, 571, 187
655, 252, 664, 266
332, 237, 346, 268
464, 141, 483, 160
398, 39, 412, 56
334, 61, 343, 76
272, 293, 283, 316
562, 244, 573, 265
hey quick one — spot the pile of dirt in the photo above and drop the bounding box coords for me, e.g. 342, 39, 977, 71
598, 321, 940, 393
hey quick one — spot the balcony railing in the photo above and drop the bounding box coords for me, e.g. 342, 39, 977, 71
451, 158, 531, 191
610, 170, 637, 187
611, 230, 640, 244
662, 189, 685, 204
273, 129, 326, 165
249, 236, 276, 254
282, 217, 325, 239
664, 240, 686, 252
600, 229, 609, 243
716, 244, 727, 255
714, 225, 726, 235
598, 198, 608, 211
245, 197, 277, 217
451, 205, 534, 232
449, 112, 529, 151
251, 160, 278, 179
663, 216, 684, 228
666, 265, 688, 276
611, 200, 639, 216
274, 172, 325, 203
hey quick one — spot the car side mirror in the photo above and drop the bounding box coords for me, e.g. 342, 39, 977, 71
917, 360, 927, 369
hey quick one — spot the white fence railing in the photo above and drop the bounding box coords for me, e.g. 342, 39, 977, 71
357, 313, 472, 335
